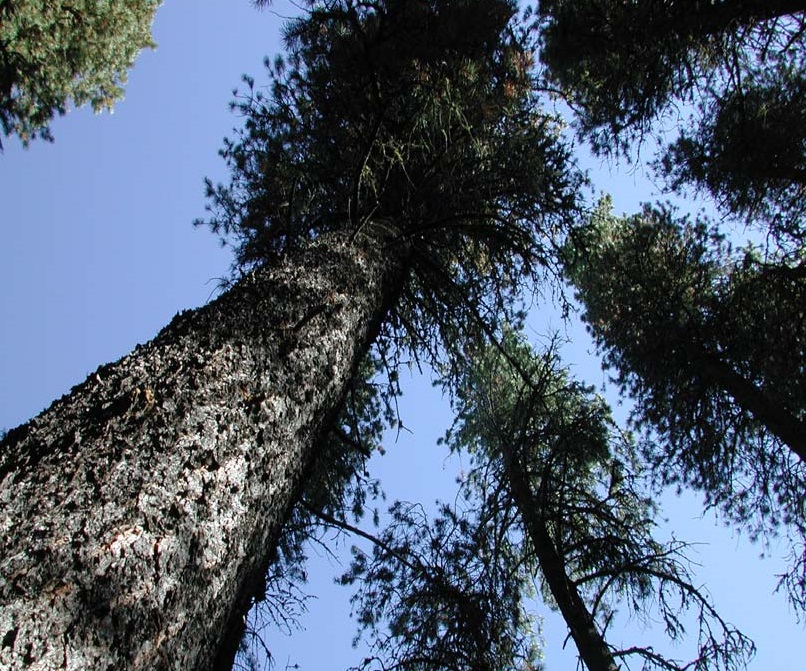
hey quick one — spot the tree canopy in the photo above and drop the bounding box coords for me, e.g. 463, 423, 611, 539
538, 0, 806, 243
4, 0, 806, 668
198, 1, 583, 665
447, 332, 753, 671
200, 0, 582, 370
224, 1, 806, 664
342, 499, 540, 671
564, 202, 806, 611
0, 0, 161, 145
339, 332, 753, 671
541, 0, 806, 615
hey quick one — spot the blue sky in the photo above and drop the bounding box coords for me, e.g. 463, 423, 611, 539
0, 2, 803, 669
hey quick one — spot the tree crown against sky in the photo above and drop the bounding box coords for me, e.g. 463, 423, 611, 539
219, 1, 806, 661
0, 3, 588, 669
342, 499, 541, 671
537, 0, 806, 248
564, 202, 806, 612
0, 0, 161, 145
3, 2, 804, 668
339, 331, 754, 671
446, 332, 754, 671
199, 0, 583, 371
539, 0, 806, 614
202, 3, 582, 658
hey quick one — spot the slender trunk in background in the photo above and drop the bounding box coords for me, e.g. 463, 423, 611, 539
501, 448, 619, 671
0, 232, 406, 670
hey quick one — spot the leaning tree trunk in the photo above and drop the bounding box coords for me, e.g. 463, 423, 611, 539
697, 351, 806, 463
500, 448, 619, 671
0, 232, 406, 670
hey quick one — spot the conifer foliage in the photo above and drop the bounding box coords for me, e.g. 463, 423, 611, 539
0, 2, 582, 669
3, 0, 805, 668
540, 0, 806, 611
0, 0, 161, 145
201, 0, 581, 366
342, 333, 754, 671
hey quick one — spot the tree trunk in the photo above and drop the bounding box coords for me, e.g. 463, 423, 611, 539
683, 0, 806, 33
500, 449, 619, 671
700, 353, 806, 463
0, 232, 406, 670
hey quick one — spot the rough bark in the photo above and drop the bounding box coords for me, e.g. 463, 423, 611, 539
0, 232, 406, 670
501, 450, 618, 671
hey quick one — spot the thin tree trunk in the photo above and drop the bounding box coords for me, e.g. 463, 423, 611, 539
500, 449, 619, 671
0, 232, 406, 670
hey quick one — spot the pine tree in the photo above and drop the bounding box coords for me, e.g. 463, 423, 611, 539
0, 0, 161, 145
538, 0, 806, 612
0, 2, 579, 667
342, 332, 753, 671
565, 202, 806, 612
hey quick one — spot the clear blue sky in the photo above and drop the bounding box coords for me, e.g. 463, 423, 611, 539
0, 2, 802, 669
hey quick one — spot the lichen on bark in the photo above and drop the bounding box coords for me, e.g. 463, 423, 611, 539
0, 232, 405, 670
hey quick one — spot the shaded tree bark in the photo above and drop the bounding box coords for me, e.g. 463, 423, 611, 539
0, 232, 406, 670
699, 352, 806, 463
500, 448, 618, 671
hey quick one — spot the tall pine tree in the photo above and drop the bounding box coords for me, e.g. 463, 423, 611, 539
540, 0, 806, 611
0, 2, 579, 668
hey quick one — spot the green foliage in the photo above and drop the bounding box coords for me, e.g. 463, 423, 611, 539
213, 0, 799, 663
537, 0, 806, 615
447, 332, 642, 607
441, 331, 753, 671
565, 202, 806, 611
537, 0, 806, 243
341, 500, 541, 671
200, 0, 583, 369
216, 3, 581, 666
0, 0, 161, 145
538, 0, 719, 152
341, 333, 752, 671
661, 61, 806, 243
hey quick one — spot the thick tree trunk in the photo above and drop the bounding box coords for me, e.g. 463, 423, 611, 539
0, 232, 406, 670
696, 0, 806, 27
501, 449, 618, 671
700, 353, 806, 463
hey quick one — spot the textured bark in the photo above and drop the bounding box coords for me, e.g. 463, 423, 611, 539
501, 450, 618, 671
0, 232, 405, 670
